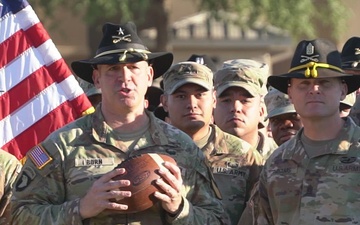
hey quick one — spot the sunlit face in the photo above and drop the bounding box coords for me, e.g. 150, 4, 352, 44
269, 113, 302, 145
213, 86, 263, 139
161, 83, 215, 134
92, 61, 153, 112
287, 77, 347, 120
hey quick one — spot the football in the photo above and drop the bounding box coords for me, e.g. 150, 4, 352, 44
111, 153, 177, 213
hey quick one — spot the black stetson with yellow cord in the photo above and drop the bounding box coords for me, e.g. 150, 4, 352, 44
268, 38, 360, 94
71, 22, 173, 84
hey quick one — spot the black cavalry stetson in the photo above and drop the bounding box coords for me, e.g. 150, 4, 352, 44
341, 36, 360, 70
268, 38, 360, 94
187, 54, 217, 72
71, 22, 173, 84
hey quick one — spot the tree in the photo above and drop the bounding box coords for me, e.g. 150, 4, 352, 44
30, 0, 348, 52
199, 0, 348, 43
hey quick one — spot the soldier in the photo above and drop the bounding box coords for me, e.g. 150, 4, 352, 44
160, 61, 263, 224
340, 92, 356, 118
341, 37, 360, 124
255, 38, 360, 224
0, 149, 21, 225
264, 87, 302, 146
213, 59, 278, 159
11, 22, 226, 225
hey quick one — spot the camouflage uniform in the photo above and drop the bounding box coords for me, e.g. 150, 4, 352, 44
0, 150, 21, 225
256, 132, 277, 160
11, 110, 226, 225
202, 124, 263, 225
256, 117, 360, 225
162, 62, 264, 224
214, 59, 278, 159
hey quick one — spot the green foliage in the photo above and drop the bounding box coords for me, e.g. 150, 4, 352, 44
317, 0, 349, 39
30, 0, 349, 40
30, 0, 150, 24
199, 0, 349, 40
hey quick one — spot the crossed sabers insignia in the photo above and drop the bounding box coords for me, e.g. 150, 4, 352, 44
355, 48, 360, 55
300, 54, 319, 63
113, 27, 132, 43
112, 34, 132, 43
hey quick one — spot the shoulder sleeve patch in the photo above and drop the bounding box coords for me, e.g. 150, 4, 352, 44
28, 145, 53, 169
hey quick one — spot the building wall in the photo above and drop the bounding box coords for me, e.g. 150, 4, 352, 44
36, 0, 360, 78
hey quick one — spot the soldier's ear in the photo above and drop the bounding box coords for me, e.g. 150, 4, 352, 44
160, 94, 168, 112
92, 69, 101, 88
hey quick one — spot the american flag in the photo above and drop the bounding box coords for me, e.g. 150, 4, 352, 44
0, 0, 94, 160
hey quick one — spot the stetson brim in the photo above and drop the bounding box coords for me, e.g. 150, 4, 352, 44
342, 60, 360, 70
71, 52, 173, 84
267, 69, 360, 94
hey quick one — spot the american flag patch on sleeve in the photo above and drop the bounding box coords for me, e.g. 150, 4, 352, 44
28, 145, 53, 169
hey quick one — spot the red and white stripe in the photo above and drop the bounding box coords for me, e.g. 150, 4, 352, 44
0, 2, 93, 159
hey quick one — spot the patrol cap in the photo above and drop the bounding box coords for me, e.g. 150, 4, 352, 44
264, 87, 296, 119
340, 92, 356, 108
214, 59, 268, 97
162, 61, 213, 94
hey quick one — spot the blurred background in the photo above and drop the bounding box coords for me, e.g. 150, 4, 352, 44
30, 0, 360, 79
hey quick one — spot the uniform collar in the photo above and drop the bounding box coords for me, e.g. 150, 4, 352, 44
90, 107, 170, 149
282, 117, 358, 162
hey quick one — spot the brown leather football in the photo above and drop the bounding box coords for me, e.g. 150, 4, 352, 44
111, 153, 177, 213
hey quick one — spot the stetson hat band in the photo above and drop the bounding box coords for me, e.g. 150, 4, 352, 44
95, 48, 151, 62
288, 62, 343, 78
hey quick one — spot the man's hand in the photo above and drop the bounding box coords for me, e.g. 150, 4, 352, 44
154, 161, 184, 215
79, 168, 131, 219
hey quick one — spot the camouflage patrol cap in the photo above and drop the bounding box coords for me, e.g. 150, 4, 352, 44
214, 59, 268, 97
264, 87, 296, 119
162, 61, 213, 94
340, 92, 356, 108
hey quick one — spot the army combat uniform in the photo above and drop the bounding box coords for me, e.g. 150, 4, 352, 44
256, 131, 278, 160
256, 117, 360, 225
0, 150, 21, 225
200, 124, 263, 225
11, 110, 226, 225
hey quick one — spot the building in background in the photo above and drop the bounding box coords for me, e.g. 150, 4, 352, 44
39, 0, 360, 82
